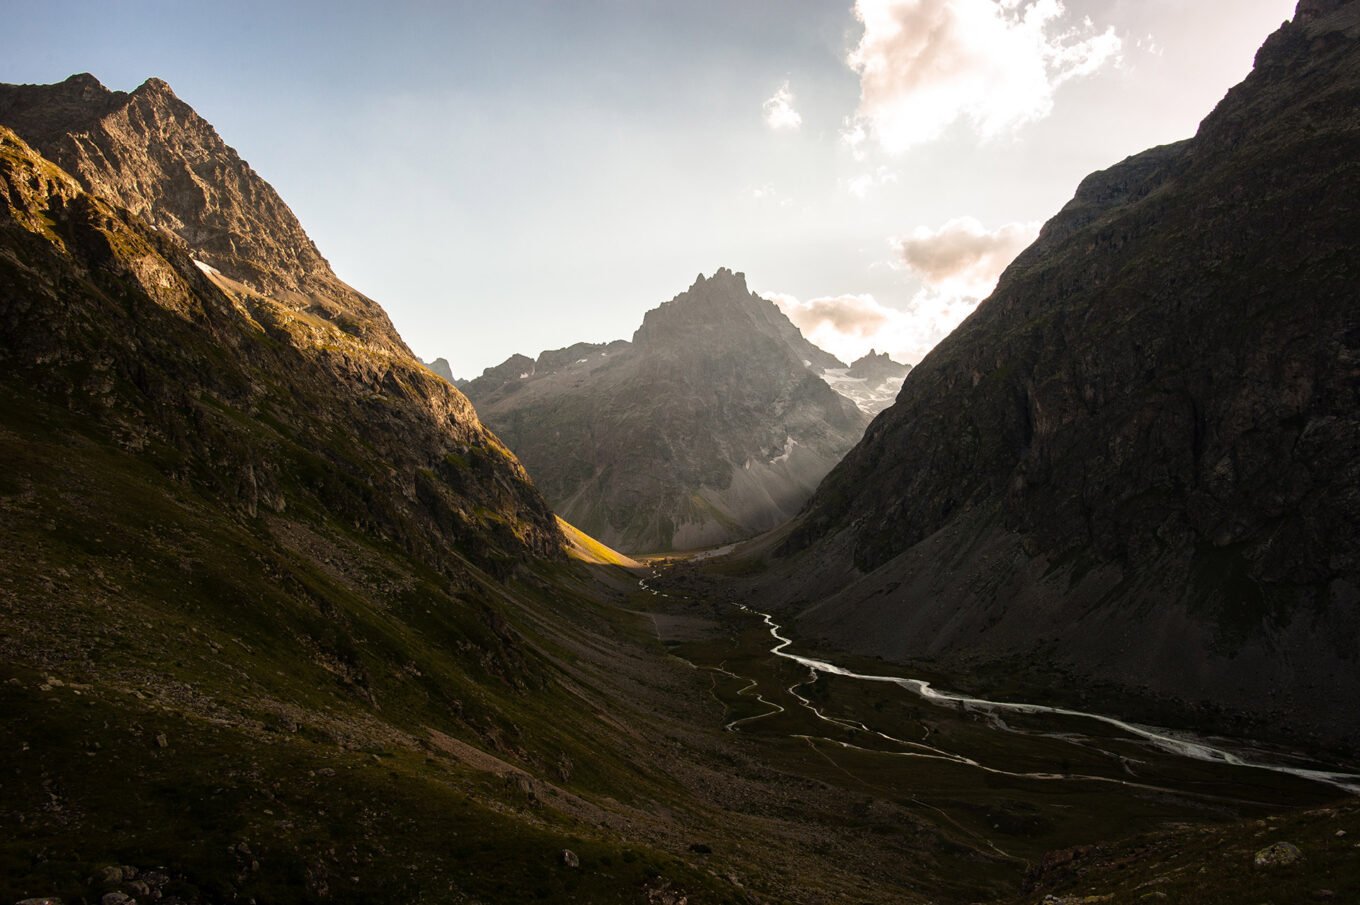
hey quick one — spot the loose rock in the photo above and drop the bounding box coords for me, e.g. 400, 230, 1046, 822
560, 849, 579, 868
1253, 841, 1303, 868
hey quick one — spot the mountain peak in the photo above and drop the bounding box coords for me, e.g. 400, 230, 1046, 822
61, 72, 108, 93
132, 76, 176, 98
635, 266, 809, 355
0, 73, 407, 354
463, 269, 868, 552
688, 266, 747, 294
846, 349, 911, 383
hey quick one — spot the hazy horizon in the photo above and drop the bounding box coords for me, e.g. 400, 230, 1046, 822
4, 0, 1296, 374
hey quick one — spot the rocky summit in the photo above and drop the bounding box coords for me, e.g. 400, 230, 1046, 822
462, 268, 870, 552
768, 0, 1360, 750
846, 349, 910, 384
0, 73, 405, 353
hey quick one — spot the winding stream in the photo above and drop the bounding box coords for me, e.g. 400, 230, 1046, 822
639, 574, 1360, 797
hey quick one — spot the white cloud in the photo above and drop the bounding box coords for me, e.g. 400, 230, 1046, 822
767, 291, 935, 365
767, 218, 1039, 365
763, 81, 803, 130
845, 0, 1122, 152
846, 165, 900, 199
894, 216, 1039, 298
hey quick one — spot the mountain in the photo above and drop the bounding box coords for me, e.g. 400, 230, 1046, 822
3, 55, 1358, 904
0, 73, 404, 354
846, 349, 910, 383
0, 87, 769, 902
820, 349, 912, 417
768, 0, 1360, 750
422, 356, 455, 382
1, 77, 1030, 905
462, 268, 870, 552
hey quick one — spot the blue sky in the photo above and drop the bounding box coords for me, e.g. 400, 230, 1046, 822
4, 0, 1298, 372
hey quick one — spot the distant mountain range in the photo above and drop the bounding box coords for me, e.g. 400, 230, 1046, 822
460, 269, 909, 552
765, 0, 1360, 750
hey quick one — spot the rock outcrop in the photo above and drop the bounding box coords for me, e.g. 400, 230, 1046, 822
463, 269, 869, 552
771, 0, 1360, 748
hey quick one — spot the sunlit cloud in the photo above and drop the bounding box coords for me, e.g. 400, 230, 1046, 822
763, 81, 803, 130
845, 0, 1122, 152
763, 218, 1038, 365
767, 291, 935, 365
894, 216, 1039, 298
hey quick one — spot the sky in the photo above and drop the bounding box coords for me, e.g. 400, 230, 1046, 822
4, 0, 1298, 373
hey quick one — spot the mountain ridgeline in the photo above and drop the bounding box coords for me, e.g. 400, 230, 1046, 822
0, 73, 406, 354
770, 0, 1360, 749
462, 268, 872, 552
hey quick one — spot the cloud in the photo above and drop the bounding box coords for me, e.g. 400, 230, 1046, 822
763, 217, 1039, 365
894, 216, 1039, 298
766, 291, 931, 365
846, 166, 899, 199
846, 0, 1122, 151
763, 81, 803, 130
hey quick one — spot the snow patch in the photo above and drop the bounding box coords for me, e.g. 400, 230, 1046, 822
820, 368, 906, 416
770, 436, 799, 465
192, 259, 220, 277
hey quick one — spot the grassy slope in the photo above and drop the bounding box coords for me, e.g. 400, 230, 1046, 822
0, 388, 740, 904
0, 125, 742, 903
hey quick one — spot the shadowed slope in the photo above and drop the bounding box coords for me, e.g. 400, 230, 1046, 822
770, 0, 1360, 750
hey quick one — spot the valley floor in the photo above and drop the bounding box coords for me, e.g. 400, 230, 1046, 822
3, 524, 1358, 904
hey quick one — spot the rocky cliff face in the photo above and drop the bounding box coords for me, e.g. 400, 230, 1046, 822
0, 73, 405, 353
0, 97, 562, 569
464, 269, 869, 552
773, 1, 1360, 749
